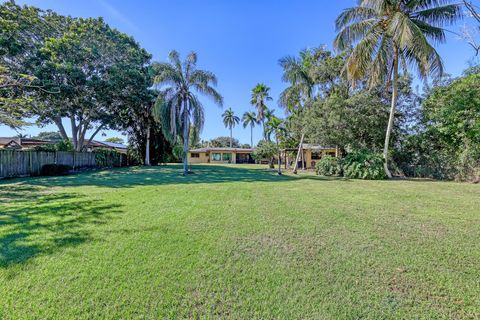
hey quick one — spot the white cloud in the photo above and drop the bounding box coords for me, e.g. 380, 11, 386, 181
97, 0, 140, 33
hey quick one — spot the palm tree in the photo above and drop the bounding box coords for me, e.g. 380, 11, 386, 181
250, 83, 272, 139
154, 51, 223, 175
278, 49, 316, 111
334, 0, 462, 178
242, 111, 258, 147
222, 107, 240, 147
265, 116, 287, 175
263, 108, 277, 141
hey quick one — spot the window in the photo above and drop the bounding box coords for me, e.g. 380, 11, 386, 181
191, 153, 200, 158
311, 152, 322, 160
211, 153, 221, 161
222, 153, 232, 161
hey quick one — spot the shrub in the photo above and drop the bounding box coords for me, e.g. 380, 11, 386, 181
94, 148, 122, 167
342, 150, 386, 180
40, 164, 72, 176
33, 140, 74, 152
315, 155, 342, 176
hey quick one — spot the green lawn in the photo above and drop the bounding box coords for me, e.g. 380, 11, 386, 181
1, 164, 479, 319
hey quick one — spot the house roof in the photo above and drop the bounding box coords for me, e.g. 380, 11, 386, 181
96, 141, 128, 149
190, 147, 254, 153
301, 144, 336, 150
0, 137, 54, 147
0, 137, 20, 146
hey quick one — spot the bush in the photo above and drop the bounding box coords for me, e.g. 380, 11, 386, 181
342, 150, 386, 180
33, 140, 74, 152
94, 148, 123, 167
315, 155, 342, 176
40, 164, 72, 176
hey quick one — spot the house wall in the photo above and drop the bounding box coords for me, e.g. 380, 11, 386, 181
188, 152, 210, 163
209, 151, 236, 164
306, 148, 338, 168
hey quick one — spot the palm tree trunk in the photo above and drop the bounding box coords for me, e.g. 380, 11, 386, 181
383, 47, 399, 179
183, 99, 189, 175
230, 126, 233, 148
277, 137, 282, 175
145, 122, 151, 166
250, 125, 253, 147
262, 119, 266, 140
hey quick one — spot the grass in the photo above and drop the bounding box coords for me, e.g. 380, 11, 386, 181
0, 164, 479, 319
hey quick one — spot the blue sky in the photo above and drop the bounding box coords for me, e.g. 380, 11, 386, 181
2, 0, 478, 145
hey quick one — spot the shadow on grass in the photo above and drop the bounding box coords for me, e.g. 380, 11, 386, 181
0, 184, 122, 268
0, 164, 345, 190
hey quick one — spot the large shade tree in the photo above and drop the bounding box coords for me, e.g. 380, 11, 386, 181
334, 0, 462, 177
250, 83, 272, 139
33, 17, 152, 151
154, 51, 223, 175
222, 107, 240, 147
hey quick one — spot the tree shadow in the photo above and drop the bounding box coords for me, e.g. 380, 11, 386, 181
2, 164, 344, 190
0, 184, 122, 268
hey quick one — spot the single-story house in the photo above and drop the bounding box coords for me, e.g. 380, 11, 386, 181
282, 144, 339, 169
188, 147, 255, 164
0, 137, 54, 150
0, 137, 127, 154
86, 141, 128, 154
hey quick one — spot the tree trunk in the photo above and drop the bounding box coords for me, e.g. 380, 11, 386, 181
383, 47, 399, 179
70, 116, 78, 151
183, 99, 189, 175
54, 118, 68, 141
292, 133, 305, 174
262, 119, 266, 140
277, 137, 282, 175
230, 126, 233, 148
84, 124, 104, 152
145, 122, 151, 166
250, 125, 253, 147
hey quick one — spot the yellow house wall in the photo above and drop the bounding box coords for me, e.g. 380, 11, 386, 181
188, 152, 210, 163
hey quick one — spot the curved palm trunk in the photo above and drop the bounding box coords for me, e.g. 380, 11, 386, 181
183, 99, 189, 175
383, 47, 399, 179
145, 121, 151, 166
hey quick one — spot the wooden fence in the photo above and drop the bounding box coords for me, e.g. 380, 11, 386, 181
0, 150, 127, 179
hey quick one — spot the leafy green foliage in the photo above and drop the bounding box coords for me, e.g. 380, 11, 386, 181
315, 155, 342, 176
202, 136, 241, 148
342, 150, 386, 180
104, 137, 124, 145
252, 140, 278, 161
33, 140, 74, 152
32, 131, 63, 141
396, 72, 480, 181
94, 148, 124, 168
172, 143, 185, 162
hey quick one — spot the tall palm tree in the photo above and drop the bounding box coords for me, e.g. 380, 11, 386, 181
265, 116, 287, 175
278, 49, 315, 111
334, 0, 462, 178
250, 83, 272, 139
222, 107, 240, 147
153, 51, 223, 175
242, 111, 258, 147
